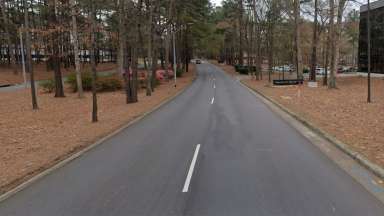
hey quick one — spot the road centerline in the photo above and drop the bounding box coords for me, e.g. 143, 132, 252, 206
182, 144, 201, 193
211, 97, 215, 104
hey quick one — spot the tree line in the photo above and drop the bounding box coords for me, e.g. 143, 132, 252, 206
206, 0, 359, 88
0, 0, 213, 121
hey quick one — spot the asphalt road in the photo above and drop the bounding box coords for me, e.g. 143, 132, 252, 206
1, 63, 384, 216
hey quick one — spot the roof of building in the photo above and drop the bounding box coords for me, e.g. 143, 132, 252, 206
361, 0, 384, 12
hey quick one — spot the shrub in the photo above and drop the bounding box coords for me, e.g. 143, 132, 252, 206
303, 67, 310, 74
234, 64, 242, 72
39, 79, 55, 93
176, 68, 184, 78
234, 65, 254, 73
245, 66, 256, 72
238, 67, 249, 75
96, 76, 122, 92
66, 71, 122, 92
66, 71, 92, 92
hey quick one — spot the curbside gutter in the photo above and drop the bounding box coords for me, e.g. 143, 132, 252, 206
0, 76, 196, 203
240, 80, 384, 180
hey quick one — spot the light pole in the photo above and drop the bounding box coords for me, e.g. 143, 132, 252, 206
367, 0, 371, 103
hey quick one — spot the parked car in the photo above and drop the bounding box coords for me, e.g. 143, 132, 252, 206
273, 65, 293, 72
316, 67, 330, 75
196, 59, 202, 64
272, 66, 279, 71
282, 65, 293, 72
338, 66, 353, 73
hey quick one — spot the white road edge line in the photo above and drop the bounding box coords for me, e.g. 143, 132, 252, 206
211, 97, 215, 104
182, 144, 201, 193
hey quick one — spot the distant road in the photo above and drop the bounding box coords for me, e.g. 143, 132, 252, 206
0, 63, 383, 216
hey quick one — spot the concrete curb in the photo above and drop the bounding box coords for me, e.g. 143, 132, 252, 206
239, 80, 384, 180
0, 77, 196, 203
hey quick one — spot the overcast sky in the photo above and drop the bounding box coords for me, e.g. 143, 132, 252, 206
210, 0, 362, 10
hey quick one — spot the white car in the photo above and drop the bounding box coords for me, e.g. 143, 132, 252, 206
316, 67, 329, 75
273, 65, 292, 72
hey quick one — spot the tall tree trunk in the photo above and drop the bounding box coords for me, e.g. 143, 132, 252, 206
184, 25, 189, 73
118, 0, 125, 78
48, 0, 65, 97
131, 29, 139, 103
323, 27, 330, 86
164, 0, 174, 81
329, 0, 347, 88
23, 0, 38, 109
146, 0, 153, 96
267, 0, 276, 83
1, 0, 17, 74
252, 0, 261, 80
267, 25, 274, 83
70, 0, 83, 98
328, 0, 336, 88
151, 48, 158, 91
128, 0, 140, 103
294, 0, 303, 79
367, 0, 371, 102
309, 0, 318, 82
151, 0, 161, 91
255, 29, 262, 80
165, 33, 170, 79
238, 0, 244, 65
118, 0, 132, 103
90, 0, 98, 122
248, 28, 253, 78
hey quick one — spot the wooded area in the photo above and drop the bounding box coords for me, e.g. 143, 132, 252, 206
0, 0, 213, 119
0, 0, 365, 115
206, 0, 359, 88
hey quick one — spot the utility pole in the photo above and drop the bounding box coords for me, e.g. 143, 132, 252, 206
367, 0, 371, 103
